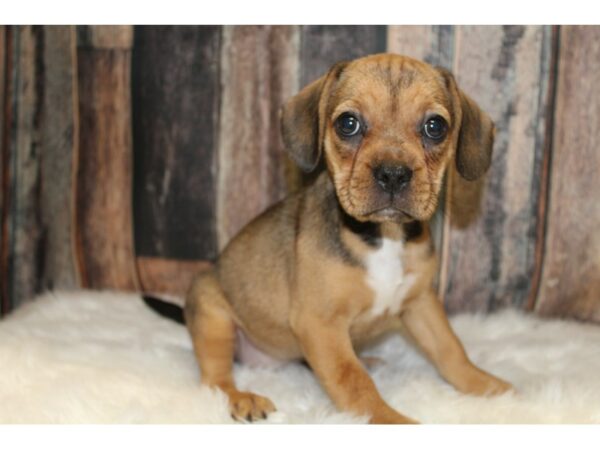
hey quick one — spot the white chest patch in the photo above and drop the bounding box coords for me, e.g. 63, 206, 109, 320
365, 238, 415, 317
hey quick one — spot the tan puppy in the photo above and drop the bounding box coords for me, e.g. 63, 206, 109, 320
184, 53, 512, 424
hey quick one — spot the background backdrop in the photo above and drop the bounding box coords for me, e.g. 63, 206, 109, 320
1, 25, 599, 324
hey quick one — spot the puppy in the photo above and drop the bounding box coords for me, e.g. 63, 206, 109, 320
153, 53, 512, 424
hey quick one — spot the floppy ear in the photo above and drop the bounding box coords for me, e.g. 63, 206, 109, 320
456, 92, 495, 181
280, 62, 347, 172
437, 68, 495, 181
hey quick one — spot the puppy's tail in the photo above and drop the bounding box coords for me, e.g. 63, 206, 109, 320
142, 295, 186, 325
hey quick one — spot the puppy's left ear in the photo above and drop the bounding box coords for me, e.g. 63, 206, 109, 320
437, 67, 495, 181
280, 62, 348, 172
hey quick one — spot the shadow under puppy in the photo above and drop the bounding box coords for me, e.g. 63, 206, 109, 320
144, 53, 512, 424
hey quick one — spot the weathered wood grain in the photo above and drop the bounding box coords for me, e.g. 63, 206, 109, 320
137, 256, 213, 299
4, 26, 44, 308
216, 25, 300, 249
300, 26, 387, 85
0, 26, 5, 206
0, 26, 10, 314
132, 26, 221, 263
75, 25, 139, 290
0, 27, 4, 203
440, 26, 553, 313
387, 25, 454, 67
526, 26, 560, 312
77, 25, 133, 49
387, 26, 455, 289
38, 25, 79, 291
536, 26, 600, 323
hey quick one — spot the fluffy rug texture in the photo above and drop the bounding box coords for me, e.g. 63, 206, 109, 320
1, 290, 600, 424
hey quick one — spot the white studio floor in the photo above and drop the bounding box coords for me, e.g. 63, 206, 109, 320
1, 290, 599, 424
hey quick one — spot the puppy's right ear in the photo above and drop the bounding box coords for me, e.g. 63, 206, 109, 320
280, 62, 347, 172
437, 67, 495, 181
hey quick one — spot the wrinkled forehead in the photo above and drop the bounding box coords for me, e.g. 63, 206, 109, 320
329, 57, 454, 123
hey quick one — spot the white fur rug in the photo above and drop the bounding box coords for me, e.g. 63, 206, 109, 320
1, 290, 600, 424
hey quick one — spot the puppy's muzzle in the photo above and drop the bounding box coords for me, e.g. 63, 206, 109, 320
372, 163, 413, 195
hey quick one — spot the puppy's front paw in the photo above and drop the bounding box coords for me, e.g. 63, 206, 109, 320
228, 390, 276, 422
455, 367, 514, 397
477, 376, 514, 396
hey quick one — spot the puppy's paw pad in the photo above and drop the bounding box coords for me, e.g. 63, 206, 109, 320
229, 391, 276, 422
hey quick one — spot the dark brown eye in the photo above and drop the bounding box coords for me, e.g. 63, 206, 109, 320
422, 115, 448, 142
336, 113, 361, 137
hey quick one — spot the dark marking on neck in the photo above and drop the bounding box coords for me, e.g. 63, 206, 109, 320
341, 213, 381, 247
403, 220, 434, 255
403, 220, 423, 241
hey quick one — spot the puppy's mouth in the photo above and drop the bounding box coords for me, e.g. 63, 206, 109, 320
363, 206, 414, 223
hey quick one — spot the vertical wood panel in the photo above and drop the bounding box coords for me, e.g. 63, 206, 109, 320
300, 25, 387, 86
132, 26, 221, 262
0, 27, 4, 207
0, 26, 11, 314
216, 25, 300, 249
536, 26, 600, 323
77, 26, 133, 49
5, 26, 43, 308
38, 25, 79, 291
440, 26, 553, 313
75, 25, 138, 290
387, 25, 454, 67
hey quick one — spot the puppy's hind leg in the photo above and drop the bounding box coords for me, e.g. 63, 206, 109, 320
185, 271, 276, 422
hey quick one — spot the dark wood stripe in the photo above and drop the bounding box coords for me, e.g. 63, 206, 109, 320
216, 25, 300, 249
3, 26, 44, 309
75, 25, 139, 290
441, 26, 553, 313
132, 26, 221, 260
536, 26, 600, 323
300, 25, 387, 86
38, 26, 79, 291
0, 26, 12, 314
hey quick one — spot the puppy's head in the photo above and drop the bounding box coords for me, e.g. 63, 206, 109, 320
281, 54, 494, 223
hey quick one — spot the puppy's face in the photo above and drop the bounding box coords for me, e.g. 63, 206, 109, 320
281, 54, 495, 223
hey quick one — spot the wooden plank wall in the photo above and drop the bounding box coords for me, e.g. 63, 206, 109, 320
0, 26, 9, 314
536, 26, 600, 322
6, 27, 41, 309
132, 26, 221, 296
75, 26, 139, 290
1, 25, 600, 325
217, 26, 300, 249
38, 27, 79, 292
441, 26, 554, 313
1, 26, 81, 313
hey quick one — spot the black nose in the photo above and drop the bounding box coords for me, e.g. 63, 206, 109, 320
373, 164, 413, 194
